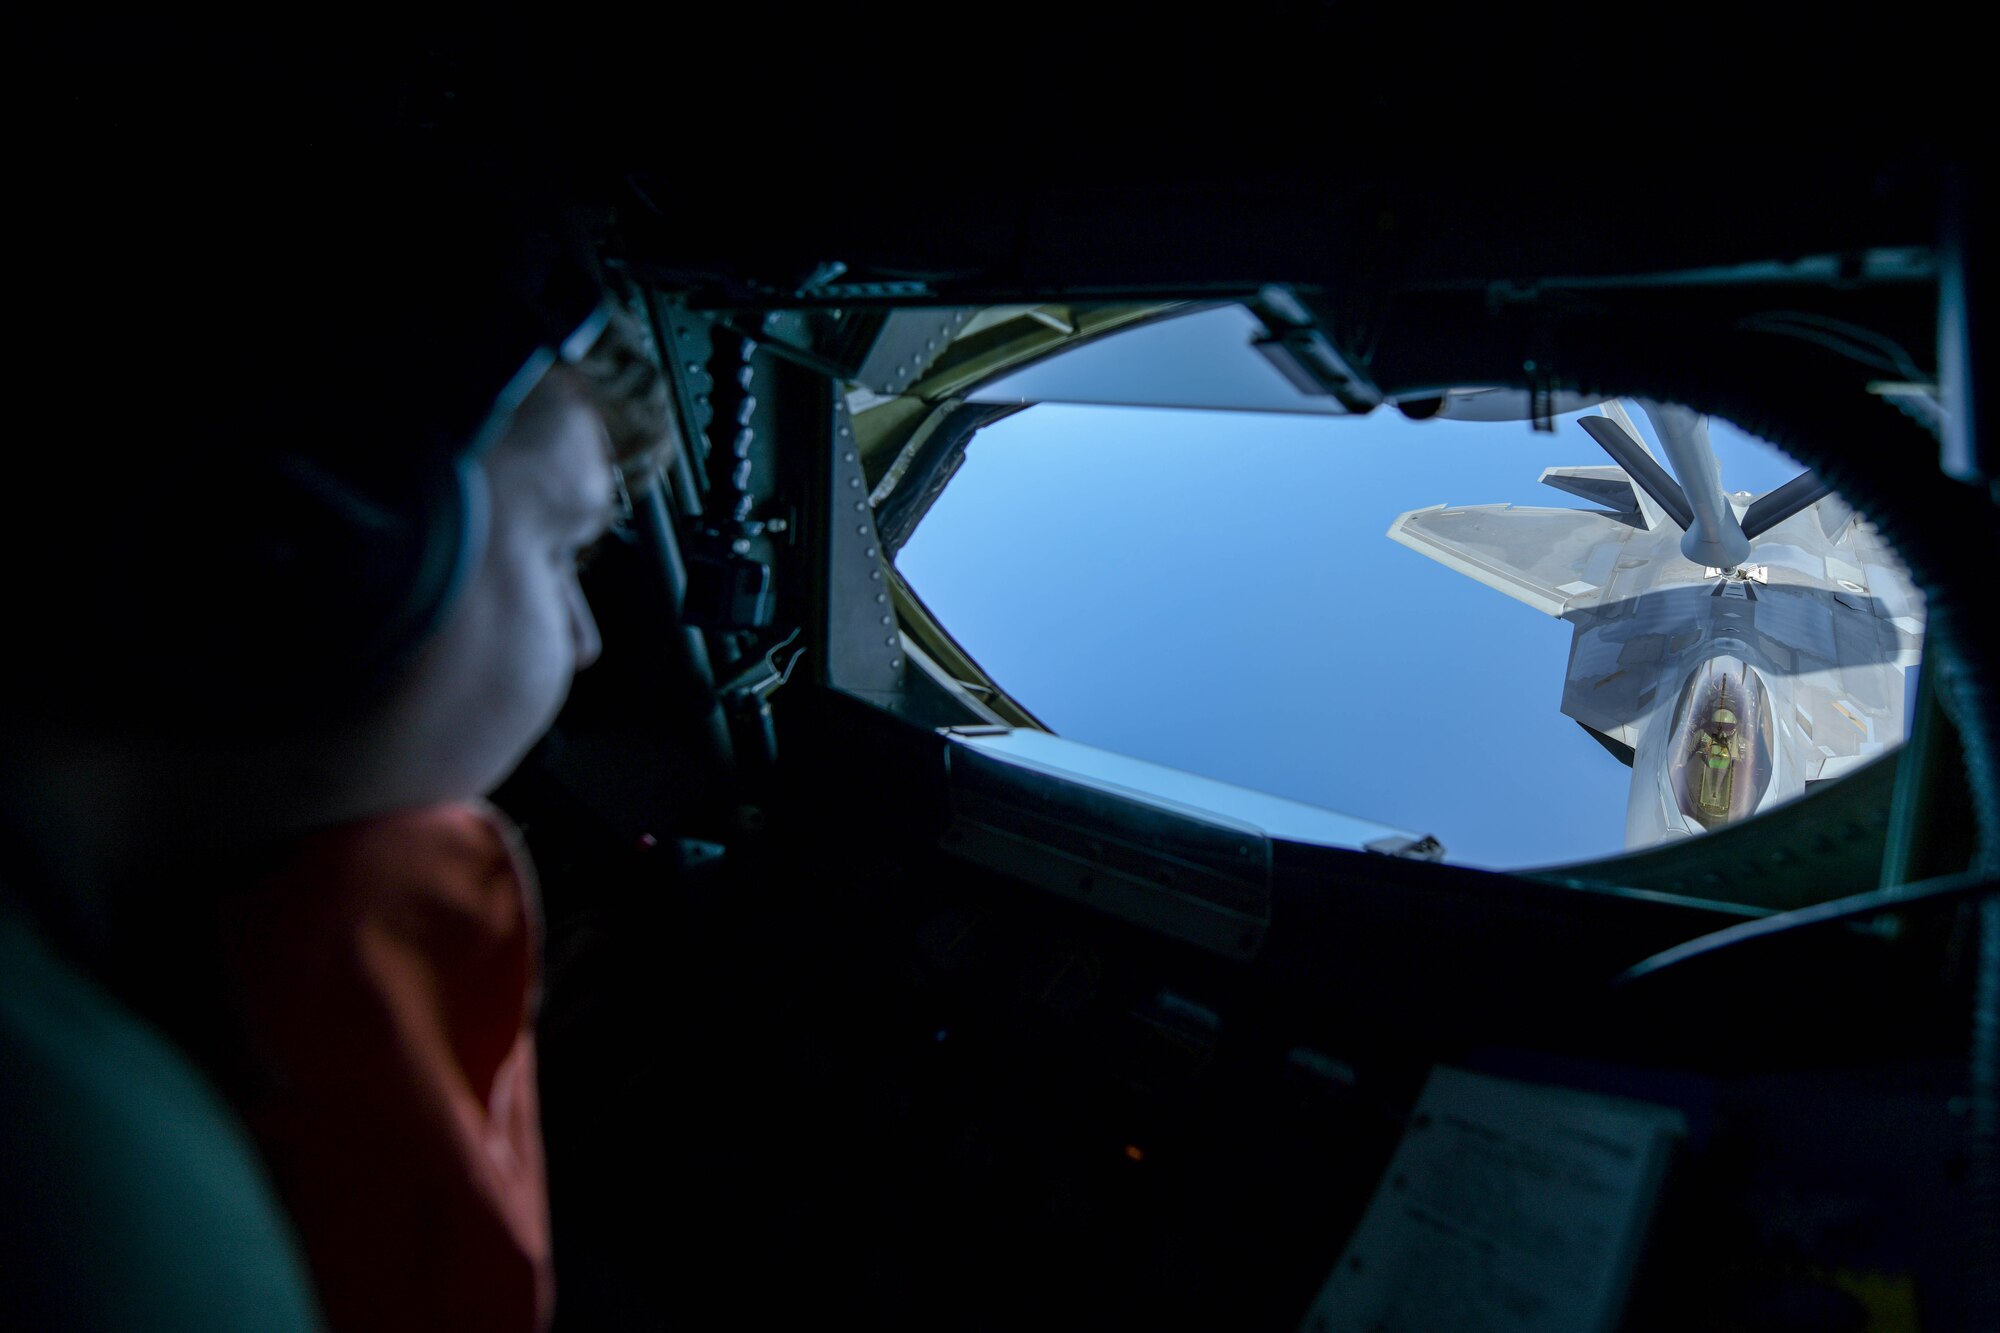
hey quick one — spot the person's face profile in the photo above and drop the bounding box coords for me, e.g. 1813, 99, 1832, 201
377, 369, 616, 801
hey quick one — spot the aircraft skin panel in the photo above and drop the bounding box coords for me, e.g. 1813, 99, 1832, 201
1560, 604, 1689, 740
1752, 592, 1840, 665
1387, 503, 1639, 619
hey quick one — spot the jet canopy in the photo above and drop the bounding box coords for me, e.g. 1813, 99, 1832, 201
1668, 656, 1775, 831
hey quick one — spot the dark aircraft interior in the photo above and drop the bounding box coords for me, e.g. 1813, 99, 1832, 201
33, 32, 2000, 1333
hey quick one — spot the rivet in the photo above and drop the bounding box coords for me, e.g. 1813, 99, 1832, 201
881, 615, 893, 626
677, 329, 691, 341
839, 426, 851, 437
843, 451, 856, 462
890, 657, 903, 668
865, 547, 877, 558
925, 338, 937, 350
849, 477, 862, 488
858, 524, 869, 534
686, 362, 703, 375
885, 636, 898, 646
869, 570, 882, 581
876, 593, 887, 603
854, 501, 866, 511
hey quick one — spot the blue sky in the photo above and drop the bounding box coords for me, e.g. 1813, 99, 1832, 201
894, 320, 1808, 868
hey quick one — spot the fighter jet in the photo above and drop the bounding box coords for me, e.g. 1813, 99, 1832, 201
1388, 400, 1925, 848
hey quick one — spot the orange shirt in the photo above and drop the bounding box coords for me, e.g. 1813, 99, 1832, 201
216, 802, 553, 1332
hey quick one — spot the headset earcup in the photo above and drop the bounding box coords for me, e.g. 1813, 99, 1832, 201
39, 444, 476, 733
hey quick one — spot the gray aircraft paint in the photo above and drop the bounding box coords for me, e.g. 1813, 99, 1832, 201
1388, 400, 1924, 849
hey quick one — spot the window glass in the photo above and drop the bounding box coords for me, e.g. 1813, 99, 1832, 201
894, 308, 1924, 870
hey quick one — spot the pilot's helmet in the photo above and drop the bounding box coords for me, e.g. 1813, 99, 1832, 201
1711, 707, 1739, 734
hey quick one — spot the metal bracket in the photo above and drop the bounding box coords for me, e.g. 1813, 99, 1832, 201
853, 308, 975, 395
1246, 285, 1382, 413
645, 295, 719, 494
822, 390, 908, 705
797, 260, 937, 304
662, 327, 779, 630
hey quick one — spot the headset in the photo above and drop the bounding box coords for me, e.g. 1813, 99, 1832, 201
26, 133, 612, 734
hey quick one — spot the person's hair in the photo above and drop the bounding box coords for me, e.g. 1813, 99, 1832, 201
567, 307, 679, 480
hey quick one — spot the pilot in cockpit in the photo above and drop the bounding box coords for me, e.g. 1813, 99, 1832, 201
1690, 686, 1746, 822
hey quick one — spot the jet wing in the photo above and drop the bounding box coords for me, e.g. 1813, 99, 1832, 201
1387, 503, 1638, 618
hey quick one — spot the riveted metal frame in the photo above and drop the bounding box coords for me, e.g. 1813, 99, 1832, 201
852, 308, 975, 396
820, 389, 909, 709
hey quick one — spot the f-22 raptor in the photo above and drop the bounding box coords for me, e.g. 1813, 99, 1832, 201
1389, 400, 1925, 849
